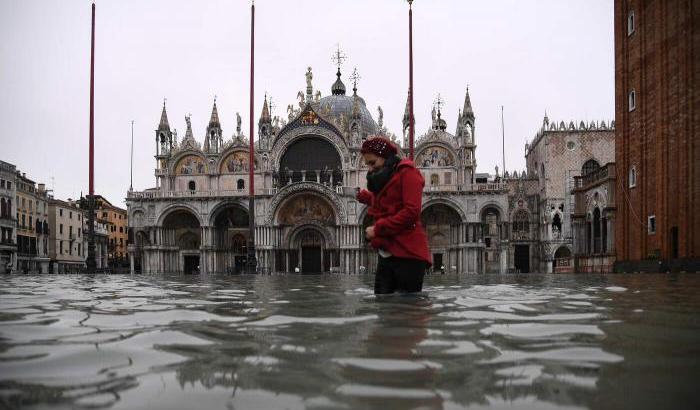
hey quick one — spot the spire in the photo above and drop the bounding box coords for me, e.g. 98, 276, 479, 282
543, 110, 549, 126
260, 93, 271, 122
158, 99, 170, 130
331, 44, 347, 95
402, 89, 411, 130
208, 97, 221, 127
462, 86, 474, 119
331, 68, 346, 95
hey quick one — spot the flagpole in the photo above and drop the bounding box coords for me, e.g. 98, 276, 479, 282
408, 0, 415, 160
86, 1, 96, 273
501, 106, 506, 176
247, 0, 257, 274
130, 120, 134, 191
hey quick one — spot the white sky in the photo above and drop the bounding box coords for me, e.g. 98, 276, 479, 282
0, 0, 614, 208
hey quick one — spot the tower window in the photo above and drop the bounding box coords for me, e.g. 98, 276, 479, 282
628, 90, 636, 111
629, 166, 637, 188
627, 11, 635, 36
648, 215, 656, 234
188, 181, 196, 191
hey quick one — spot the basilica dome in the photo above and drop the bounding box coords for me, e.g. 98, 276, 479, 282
317, 71, 378, 138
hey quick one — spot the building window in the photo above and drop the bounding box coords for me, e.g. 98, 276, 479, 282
629, 166, 637, 188
78, 243, 81, 256
69, 211, 72, 219
69, 226, 72, 237
188, 181, 196, 191
119, 226, 123, 233
60, 209, 63, 217
582, 159, 600, 176
60, 241, 63, 254
59, 224, 63, 234
627, 11, 635, 36
6, 182, 10, 189
628, 90, 636, 111
648, 215, 656, 234
0, 180, 4, 189
237, 179, 244, 190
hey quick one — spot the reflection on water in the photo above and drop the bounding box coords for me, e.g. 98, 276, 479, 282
1, 274, 699, 410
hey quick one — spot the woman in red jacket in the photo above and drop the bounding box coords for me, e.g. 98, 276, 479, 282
356, 137, 432, 294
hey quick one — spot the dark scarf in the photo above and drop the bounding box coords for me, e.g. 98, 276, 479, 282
366, 154, 400, 194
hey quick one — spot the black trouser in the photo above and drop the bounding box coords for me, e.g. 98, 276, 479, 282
374, 256, 427, 294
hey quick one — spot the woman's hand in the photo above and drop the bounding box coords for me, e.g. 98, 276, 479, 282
365, 225, 376, 240
356, 189, 373, 205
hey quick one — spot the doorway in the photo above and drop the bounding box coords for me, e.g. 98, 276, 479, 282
302, 246, 322, 273
514, 245, 530, 273
671, 227, 679, 259
433, 253, 443, 272
184, 255, 200, 274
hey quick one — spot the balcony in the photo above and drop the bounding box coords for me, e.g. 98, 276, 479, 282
128, 189, 267, 200
424, 182, 508, 193
574, 163, 615, 190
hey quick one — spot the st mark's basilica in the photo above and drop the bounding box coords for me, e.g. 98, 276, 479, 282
126, 64, 512, 275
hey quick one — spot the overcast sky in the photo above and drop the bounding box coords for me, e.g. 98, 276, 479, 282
1, 0, 614, 208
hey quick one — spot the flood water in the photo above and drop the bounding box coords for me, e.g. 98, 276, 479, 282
0, 273, 699, 410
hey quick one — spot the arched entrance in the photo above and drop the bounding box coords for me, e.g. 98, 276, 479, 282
422, 203, 462, 273
162, 209, 201, 274
553, 246, 573, 273
295, 228, 325, 273
212, 205, 249, 274
276, 193, 337, 273
481, 206, 503, 273
279, 137, 343, 186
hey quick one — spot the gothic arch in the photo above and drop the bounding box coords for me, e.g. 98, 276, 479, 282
422, 198, 466, 222
285, 222, 336, 249
479, 202, 505, 221
156, 204, 204, 227
270, 126, 350, 170
208, 199, 249, 226
267, 182, 347, 225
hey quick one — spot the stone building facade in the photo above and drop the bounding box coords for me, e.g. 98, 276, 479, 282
572, 163, 617, 272
15, 172, 50, 273
523, 115, 615, 273
126, 67, 510, 274
48, 198, 86, 273
93, 195, 128, 267
614, 0, 699, 272
0, 160, 17, 273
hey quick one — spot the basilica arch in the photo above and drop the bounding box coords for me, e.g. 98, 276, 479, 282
271, 192, 339, 273
161, 208, 202, 274
210, 202, 249, 274
421, 202, 463, 272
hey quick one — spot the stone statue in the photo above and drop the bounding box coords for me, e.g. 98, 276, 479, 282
305, 67, 313, 90
236, 112, 242, 135
377, 106, 384, 128
315, 90, 321, 102
297, 91, 305, 108
287, 104, 295, 120
185, 115, 192, 129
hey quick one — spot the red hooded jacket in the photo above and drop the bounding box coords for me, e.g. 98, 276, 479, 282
357, 159, 432, 266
